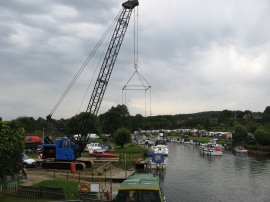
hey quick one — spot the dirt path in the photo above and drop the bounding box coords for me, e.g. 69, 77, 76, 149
20, 166, 134, 186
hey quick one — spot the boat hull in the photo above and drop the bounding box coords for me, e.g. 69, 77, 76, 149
234, 146, 248, 153
89, 152, 116, 158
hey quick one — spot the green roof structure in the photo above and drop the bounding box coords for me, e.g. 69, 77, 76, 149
119, 173, 160, 191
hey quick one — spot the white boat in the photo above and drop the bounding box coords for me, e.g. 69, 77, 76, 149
170, 138, 176, 143
200, 139, 223, 156
152, 139, 169, 156
202, 146, 223, 156
149, 160, 167, 169
86, 143, 108, 153
182, 138, 191, 144
234, 146, 248, 153
153, 146, 169, 156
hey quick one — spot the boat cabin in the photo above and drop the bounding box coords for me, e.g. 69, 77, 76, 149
114, 173, 165, 202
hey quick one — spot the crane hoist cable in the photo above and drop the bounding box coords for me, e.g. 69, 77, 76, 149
134, 5, 139, 69
49, 10, 122, 116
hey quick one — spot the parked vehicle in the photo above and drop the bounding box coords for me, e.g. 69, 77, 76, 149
23, 153, 37, 168
24, 136, 42, 151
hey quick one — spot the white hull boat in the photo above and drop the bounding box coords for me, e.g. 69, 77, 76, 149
200, 139, 223, 156
151, 139, 169, 156
149, 161, 167, 170
152, 145, 169, 156
86, 143, 108, 153
234, 146, 248, 153
182, 138, 191, 144
202, 146, 223, 156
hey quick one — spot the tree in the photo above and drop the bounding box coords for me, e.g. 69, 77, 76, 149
263, 106, 270, 114
254, 128, 270, 146
10, 116, 36, 134
99, 105, 130, 134
262, 106, 270, 125
232, 124, 248, 145
0, 121, 25, 180
130, 114, 144, 131
113, 127, 131, 148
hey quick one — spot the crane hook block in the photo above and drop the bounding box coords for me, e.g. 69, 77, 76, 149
122, 0, 139, 9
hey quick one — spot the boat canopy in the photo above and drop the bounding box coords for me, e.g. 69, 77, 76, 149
118, 173, 160, 191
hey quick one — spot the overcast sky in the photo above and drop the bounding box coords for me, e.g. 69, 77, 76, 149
1, 0, 270, 121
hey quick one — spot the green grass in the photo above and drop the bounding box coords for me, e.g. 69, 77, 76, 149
114, 143, 144, 153
25, 153, 39, 159
34, 180, 79, 199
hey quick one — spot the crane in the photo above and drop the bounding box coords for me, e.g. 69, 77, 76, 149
43, 0, 139, 169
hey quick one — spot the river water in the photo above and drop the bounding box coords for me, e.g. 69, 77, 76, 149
154, 142, 270, 202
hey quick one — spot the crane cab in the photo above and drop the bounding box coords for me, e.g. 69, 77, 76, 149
43, 137, 76, 161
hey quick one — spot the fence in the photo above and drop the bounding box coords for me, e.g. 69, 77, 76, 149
0, 183, 66, 200
115, 151, 144, 170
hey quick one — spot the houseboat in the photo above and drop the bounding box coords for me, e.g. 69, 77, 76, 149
114, 173, 166, 202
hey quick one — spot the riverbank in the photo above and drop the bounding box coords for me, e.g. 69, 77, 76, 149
20, 166, 134, 186
248, 150, 270, 156
0, 164, 135, 201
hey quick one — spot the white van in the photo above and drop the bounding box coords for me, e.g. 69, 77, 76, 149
87, 133, 99, 139
23, 153, 37, 168
73, 133, 99, 140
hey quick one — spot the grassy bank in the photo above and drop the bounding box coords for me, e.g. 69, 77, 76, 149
34, 180, 78, 199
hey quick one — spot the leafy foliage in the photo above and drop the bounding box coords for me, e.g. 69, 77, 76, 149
254, 128, 270, 146
99, 105, 130, 134
113, 127, 131, 148
0, 121, 25, 180
232, 124, 248, 145
66, 112, 100, 135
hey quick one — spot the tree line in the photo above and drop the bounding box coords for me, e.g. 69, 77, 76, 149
1, 105, 270, 147
1, 105, 270, 180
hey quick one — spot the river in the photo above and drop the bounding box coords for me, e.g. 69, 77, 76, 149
154, 142, 270, 202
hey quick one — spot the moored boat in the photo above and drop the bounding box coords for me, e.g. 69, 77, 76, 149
114, 173, 166, 202
152, 139, 169, 156
199, 139, 223, 156
182, 138, 191, 144
234, 146, 248, 153
89, 151, 117, 158
203, 146, 223, 156
148, 153, 167, 170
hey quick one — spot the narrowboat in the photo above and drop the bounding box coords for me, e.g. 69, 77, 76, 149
114, 173, 166, 202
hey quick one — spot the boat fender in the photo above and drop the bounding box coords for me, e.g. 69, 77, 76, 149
105, 191, 110, 200
70, 162, 76, 173
80, 183, 90, 192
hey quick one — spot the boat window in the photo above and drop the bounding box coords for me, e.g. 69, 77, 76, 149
116, 190, 161, 202
142, 182, 152, 185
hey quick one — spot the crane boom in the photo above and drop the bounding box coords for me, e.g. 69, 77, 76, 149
47, 0, 139, 157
